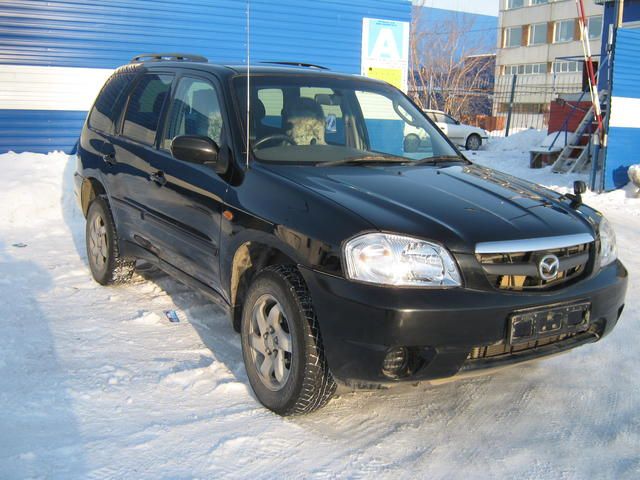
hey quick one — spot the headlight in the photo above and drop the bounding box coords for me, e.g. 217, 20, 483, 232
598, 217, 618, 268
343, 233, 462, 287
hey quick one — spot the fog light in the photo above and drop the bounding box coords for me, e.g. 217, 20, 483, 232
382, 347, 408, 378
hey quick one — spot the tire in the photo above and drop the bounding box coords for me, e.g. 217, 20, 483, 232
466, 133, 482, 151
85, 196, 135, 285
240, 265, 336, 415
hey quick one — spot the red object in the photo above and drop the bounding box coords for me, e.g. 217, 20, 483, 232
548, 100, 592, 134
576, 0, 604, 138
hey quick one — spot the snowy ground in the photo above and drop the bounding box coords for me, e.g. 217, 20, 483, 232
1, 134, 639, 479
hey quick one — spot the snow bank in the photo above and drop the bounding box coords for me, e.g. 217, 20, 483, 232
0, 150, 639, 479
486, 128, 547, 152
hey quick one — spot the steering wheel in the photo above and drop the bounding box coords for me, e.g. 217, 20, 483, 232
254, 134, 297, 149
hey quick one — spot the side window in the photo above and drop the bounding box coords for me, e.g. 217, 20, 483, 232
444, 115, 458, 125
257, 88, 284, 129
122, 74, 173, 146
355, 90, 434, 159
434, 113, 448, 124
88, 73, 134, 133
163, 77, 224, 150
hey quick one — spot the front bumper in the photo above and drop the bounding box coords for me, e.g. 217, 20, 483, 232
300, 260, 627, 386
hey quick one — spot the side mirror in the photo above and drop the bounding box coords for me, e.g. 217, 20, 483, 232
171, 135, 219, 167
568, 180, 587, 209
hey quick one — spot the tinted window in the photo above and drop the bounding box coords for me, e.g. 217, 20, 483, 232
163, 77, 224, 150
88, 73, 134, 133
235, 76, 457, 164
257, 88, 284, 129
122, 74, 173, 145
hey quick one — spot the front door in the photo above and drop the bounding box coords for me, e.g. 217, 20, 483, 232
144, 74, 229, 292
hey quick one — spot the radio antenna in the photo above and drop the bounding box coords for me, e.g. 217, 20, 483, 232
245, 0, 251, 169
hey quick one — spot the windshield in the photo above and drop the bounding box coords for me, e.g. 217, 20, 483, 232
233, 75, 460, 165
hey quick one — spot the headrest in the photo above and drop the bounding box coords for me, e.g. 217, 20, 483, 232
153, 91, 167, 113
285, 97, 324, 121
192, 88, 217, 115
253, 98, 266, 121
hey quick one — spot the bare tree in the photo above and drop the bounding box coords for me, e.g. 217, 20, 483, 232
410, 2, 494, 121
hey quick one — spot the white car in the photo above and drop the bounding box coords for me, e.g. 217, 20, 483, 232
425, 110, 488, 151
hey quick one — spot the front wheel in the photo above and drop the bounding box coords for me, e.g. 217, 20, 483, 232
466, 133, 482, 151
241, 265, 336, 415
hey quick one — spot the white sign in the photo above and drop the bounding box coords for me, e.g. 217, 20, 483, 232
361, 18, 410, 92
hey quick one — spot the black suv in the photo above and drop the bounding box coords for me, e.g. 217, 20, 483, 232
75, 54, 627, 415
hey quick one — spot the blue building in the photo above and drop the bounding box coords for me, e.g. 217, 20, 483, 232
595, 0, 640, 190
0, 0, 411, 154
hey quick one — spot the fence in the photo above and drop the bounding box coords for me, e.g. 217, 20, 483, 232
411, 73, 586, 137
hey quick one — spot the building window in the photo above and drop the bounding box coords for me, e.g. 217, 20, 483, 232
553, 60, 583, 74
504, 63, 547, 75
588, 16, 603, 40
504, 26, 523, 48
529, 23, 548, 45
506, 0, 548, 8
554, 20, 575, 43
506, 0, 525, 9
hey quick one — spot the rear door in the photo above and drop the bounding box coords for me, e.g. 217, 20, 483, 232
107, 72, 174, 245
143, 73, 230, 291
440, 113, 466, 144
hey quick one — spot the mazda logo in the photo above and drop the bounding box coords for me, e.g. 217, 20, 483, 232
539, 254, 560, 281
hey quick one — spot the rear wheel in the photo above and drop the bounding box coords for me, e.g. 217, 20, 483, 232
86, 196, 135, 285
241, 265, 336, 415
466, 133, 482, 151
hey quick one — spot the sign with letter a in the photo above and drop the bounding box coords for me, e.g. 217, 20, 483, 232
361, 18, 410, 92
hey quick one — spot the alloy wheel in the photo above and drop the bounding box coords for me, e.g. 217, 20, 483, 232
248, 294, 293, 391
89, 214, 108, 270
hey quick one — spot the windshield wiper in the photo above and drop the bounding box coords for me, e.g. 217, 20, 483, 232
409, 155, 468, 166
316, 155, 409, 168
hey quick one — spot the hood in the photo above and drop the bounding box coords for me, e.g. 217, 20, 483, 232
267, 163, 594, 253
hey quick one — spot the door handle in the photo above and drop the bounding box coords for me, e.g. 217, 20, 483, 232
149, 171, 167, 187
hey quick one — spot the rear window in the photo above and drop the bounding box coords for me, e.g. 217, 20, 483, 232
88, 73, 134, 133
122, 74, 173, 145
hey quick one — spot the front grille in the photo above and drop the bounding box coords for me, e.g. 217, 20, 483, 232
476, 242, 593, 291
467, 332, 579, 360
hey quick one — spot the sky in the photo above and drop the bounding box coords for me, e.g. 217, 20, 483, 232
412, 0, 499, 17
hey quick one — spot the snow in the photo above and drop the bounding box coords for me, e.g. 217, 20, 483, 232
485, 128, 547, 152
0, 145, 639, 479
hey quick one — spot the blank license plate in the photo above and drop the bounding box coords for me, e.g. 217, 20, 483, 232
509, 302, 591, 345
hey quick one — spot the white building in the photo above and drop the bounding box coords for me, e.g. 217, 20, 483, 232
494, 0, 603, 128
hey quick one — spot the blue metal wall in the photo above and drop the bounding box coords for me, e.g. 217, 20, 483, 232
604, 27, 640, 190
0, 0, 411, 153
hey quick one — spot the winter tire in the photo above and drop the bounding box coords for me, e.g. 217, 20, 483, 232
241, 265, 336, 415
466, 133, 482, 151
85, 196, 135, 285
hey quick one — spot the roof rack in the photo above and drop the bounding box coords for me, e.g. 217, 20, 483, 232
130, 53, 208, 64
260, 61, 329, 70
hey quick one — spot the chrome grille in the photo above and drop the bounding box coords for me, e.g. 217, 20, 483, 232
476, 239, 594, 291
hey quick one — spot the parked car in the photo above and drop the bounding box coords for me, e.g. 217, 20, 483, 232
425, 109, 488, 150
75, 54, 627, 415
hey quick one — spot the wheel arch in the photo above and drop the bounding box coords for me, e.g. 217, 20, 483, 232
228, 238, 303, 333
80, 176, 107, 217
